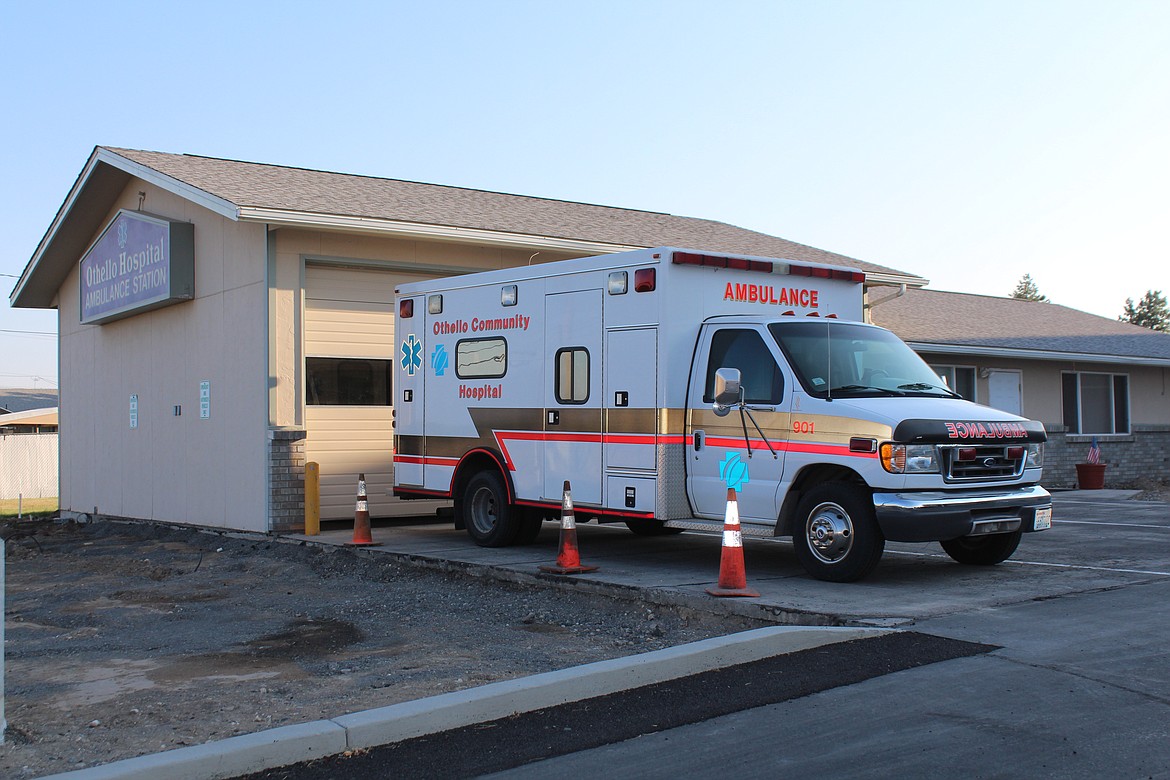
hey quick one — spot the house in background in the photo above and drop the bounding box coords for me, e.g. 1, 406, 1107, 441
0, 406, 59, 434
0, 406, 59, 501
871, 287, 1170, 487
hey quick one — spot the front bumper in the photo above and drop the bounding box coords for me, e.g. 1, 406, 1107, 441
873, 484, 1052, 542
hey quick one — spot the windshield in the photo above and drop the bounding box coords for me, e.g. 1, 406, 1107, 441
769, 321, 959, 398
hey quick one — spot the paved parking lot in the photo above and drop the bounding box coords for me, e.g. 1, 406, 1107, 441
298, 489, 1170, 628
463, 489, 1170, 779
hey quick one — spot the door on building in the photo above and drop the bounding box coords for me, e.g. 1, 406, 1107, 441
987, 370, 1023, 416
304, 264, 441, 519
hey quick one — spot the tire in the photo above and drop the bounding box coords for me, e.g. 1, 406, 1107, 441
792, 483, 885, 582
462, 471, 521, 547
514, 510, 546, 545
941, 529, 1022, 565
625, 520, 684, 536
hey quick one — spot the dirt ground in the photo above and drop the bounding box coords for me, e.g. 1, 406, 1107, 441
0, 518, 767, 778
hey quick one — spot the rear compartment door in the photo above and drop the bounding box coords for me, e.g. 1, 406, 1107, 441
604, 327, 658, 515
543, 290, 603, 505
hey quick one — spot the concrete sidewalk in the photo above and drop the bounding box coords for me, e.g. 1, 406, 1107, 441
282, 488, 1153, 628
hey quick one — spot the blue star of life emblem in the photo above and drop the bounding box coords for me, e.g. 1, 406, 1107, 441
401, 334, 422, 376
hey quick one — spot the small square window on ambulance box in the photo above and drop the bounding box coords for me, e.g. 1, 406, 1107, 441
501, 285, 518, 307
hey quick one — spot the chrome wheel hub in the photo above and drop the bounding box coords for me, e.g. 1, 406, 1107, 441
806, 502, 854, 564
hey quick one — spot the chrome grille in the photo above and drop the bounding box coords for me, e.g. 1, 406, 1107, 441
941, 445, 1025, 482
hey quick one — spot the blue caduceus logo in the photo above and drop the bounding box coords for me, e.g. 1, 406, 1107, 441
431, 344, 449, 376
719, 451, 750, 491
401, 334, 422, 376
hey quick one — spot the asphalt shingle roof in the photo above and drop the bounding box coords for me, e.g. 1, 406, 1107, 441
105, 147, 915, 279
871, 287, 1170, 361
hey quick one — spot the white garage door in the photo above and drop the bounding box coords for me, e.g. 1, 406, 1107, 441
304, 264, 445, 520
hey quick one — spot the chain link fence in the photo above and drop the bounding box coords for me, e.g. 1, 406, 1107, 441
0, 433, 58, 500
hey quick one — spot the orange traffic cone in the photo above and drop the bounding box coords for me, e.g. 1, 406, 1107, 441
539, 481, 598, 575
706, 488, 759, 597
344, 473, 381, 547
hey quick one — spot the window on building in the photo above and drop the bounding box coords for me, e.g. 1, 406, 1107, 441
555, 347, 590, 404
703, 329, 784, 404
456, 338, 507, 379
1062, 372, 1130, 434
306, 357, 392, 405
930, 365, 977, 400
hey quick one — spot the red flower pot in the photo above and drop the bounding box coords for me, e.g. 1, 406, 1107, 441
1075, 462, 1106, 490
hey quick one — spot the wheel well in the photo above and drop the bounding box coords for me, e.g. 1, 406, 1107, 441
777, 464, 868, 537
451, 450, 513, 529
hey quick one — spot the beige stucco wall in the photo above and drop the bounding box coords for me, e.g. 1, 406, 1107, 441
58, 180, 268, 531
920, 352, 1170, 429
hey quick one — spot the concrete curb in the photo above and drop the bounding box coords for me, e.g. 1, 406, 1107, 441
38, 720, 348, 780
41, 625, 888, 780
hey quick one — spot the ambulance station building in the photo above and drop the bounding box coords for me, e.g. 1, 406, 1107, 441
5, 145, 978, 534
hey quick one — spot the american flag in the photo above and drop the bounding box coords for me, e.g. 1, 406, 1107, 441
1087, 437, 1102, 464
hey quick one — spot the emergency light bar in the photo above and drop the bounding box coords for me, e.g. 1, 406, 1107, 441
671, 250, 865, 284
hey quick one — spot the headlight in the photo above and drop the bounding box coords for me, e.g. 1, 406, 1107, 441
1026, 442, 1044, 468
880, 443, 940, 474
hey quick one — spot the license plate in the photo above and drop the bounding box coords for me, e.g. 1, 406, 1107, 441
1033, 506, 1053, 531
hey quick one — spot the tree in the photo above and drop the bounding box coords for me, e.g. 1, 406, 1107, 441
1119, 290, 1170, 333
1010, 274, 1048, 302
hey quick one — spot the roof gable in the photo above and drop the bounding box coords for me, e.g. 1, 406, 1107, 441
12, 146, 923, 308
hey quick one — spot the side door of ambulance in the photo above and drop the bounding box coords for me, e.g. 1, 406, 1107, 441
543, 290, 604, 506
686, 324, 791, 522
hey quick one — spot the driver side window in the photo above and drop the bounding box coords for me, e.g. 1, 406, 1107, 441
703, 329, 784, 404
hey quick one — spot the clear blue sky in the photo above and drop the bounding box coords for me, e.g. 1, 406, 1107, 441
3, 0, 1168, 387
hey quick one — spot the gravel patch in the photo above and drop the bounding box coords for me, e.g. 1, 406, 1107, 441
1, 518, 768, 777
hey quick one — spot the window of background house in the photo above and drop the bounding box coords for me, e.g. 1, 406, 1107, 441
456, 338, 507, 379
555, 347, 589, 404
703, 329, 784, 404
1062, 372, 1130, 434
931, 365, 976, 400
306, 357, 392, 405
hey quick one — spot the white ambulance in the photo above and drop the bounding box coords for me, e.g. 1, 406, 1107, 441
393, 247, 1051, 581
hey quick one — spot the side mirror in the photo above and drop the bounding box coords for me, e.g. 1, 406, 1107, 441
712, 367, 742, 417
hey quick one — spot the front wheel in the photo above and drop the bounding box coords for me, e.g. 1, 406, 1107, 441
792, 483, 885, 582
941, 529, 1022, 565
462, 471, 521, 547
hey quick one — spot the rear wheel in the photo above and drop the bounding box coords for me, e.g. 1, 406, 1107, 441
462, 471, 520, 547
514, 510, 546, 545
792, 483, 885, 582
941, 529, 1022, 565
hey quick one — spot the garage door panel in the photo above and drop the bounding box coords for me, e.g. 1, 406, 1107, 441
304, 265, 451, 520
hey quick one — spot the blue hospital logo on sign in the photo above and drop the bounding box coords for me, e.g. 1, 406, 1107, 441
401, 334, 422, 376
431, 344, 449, 376
719, 452, 750, 491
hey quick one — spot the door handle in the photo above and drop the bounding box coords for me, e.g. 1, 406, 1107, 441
693, 430, 704, 451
